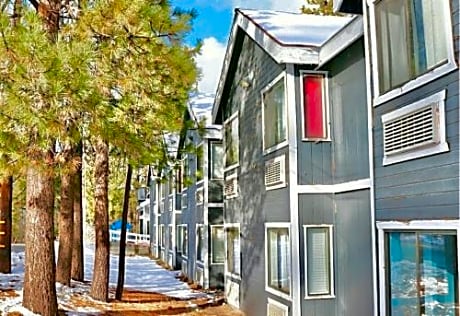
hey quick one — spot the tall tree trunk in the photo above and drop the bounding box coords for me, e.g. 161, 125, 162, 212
90, 138, 110, 301
71, 144, 84, 281
23, 164, 57, 316
56, 157, 75, 285
0, 176, 12, 273
115, 164, 132, 300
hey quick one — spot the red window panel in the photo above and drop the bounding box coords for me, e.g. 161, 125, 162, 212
303, 74, 325, 139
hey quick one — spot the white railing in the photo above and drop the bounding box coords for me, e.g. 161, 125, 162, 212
109, 230, 150, 245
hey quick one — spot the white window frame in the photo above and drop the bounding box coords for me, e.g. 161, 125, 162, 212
303, 224, 335, 300
210, 225, 225, 265
196, 142, 205, 184
178, 224, 188, 258
159, 224, 165, 249
223, 112, 239, 172
368, 0, 457, 106
300, 71, 330, 141
196, 224, 206, 264
225, 223, 241, 280
261, 73, 289, 154
209, 141, 224, 180
376, 220, 460, 316
265, 223, 292, 301
381, 90, 449, 165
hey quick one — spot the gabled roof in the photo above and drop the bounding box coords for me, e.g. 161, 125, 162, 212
188, 93, 215, 127
212, 9, 359, 122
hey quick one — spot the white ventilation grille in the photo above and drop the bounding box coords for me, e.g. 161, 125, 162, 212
168, 253, 173, 267
267, 299, 288, 316
224, 176, 238, 199
181, 260, 187, 276
265, 155, 286, 188
168, 197, 173, 212
195, 268, 204, 286
196, 188, 204, 205
383, 103, 439, 156
225, 279, 240, 308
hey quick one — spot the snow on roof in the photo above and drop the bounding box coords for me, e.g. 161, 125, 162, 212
188, 93, 215, 127
238, 9, 353, 47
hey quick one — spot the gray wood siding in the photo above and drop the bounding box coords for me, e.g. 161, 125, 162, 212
297, 39, 369, 185
299, 190, 373, 316
222, 33, 292, 316
373, 70, 459, 220
452, 0, 459, 59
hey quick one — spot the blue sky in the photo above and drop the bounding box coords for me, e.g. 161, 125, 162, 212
170, 0, 306, 94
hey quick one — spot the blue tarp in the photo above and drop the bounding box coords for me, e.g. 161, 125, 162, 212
110, 219, 132, 231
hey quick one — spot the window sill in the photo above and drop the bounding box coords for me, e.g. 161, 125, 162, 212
263, 141, 288, 156
225, 272, 241, 281
383, 142, 449, 166
304, 294, 335, 300
265, 286, 292, 302
301, 137, 331, 142
210, 262, 224, 266
224, 163, 239, 173
266, 182, 288, 191
373, 62, 458, 106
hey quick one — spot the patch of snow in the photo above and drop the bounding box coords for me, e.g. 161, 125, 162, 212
0, 243, 206, 315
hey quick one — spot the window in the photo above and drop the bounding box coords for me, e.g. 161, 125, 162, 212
160, 225, 165, 248
262, 75, 287, 151
168, 225, 173, 249
177, 225, 188, 256
211, 225, 225, 264
304, 225, 334, 298
381, 90, 449, 165
224, 113, 239, 168
301, 73, 328, 140
373, 0, 454, 96
196, 225, 206, 262
266, 225, 291, 297
226, 226, 240, 276
210, 142, 224, 179
383, 230, 458, 315
196, 144, 204, 182
182, 156, 189, 188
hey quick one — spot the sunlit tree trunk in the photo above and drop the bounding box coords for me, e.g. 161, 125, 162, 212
56, 149, 75, 285
0, 176, 13, 273
90, 138, 110, 301
23, 162, 57, 316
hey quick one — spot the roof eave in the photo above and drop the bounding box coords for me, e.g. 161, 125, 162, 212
317, 15, 363, 68
212, 9, 321, 123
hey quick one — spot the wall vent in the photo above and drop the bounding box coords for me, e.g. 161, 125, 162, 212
265, 155, 286, 188
196, 188, 204, 205
196, 268, 204, 286
267, 299, 288, 316
168, 253, 173, 267
224, 175, 238, 199
181, 260, 187, 276
225, 279, 240, 308
383, 103, 439, 156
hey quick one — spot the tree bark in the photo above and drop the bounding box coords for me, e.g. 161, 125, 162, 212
0, 176, 13, 273
115, 164, 132, 300
90, 138, 110, 301
56, 165, 75, 285
71, 144, 84, 281
23, 164, 57, 316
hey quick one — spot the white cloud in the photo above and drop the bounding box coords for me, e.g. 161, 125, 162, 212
232, 0, 305, 12
195, 37, 227, 94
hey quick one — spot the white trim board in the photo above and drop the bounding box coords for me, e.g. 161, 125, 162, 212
297, 179, 371, 194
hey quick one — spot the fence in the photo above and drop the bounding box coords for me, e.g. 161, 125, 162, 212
109, 230, 150, 245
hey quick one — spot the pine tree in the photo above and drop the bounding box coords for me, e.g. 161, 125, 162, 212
301, 0, 342, 15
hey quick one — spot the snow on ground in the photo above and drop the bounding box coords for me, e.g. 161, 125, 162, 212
0, 244, 207, 315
